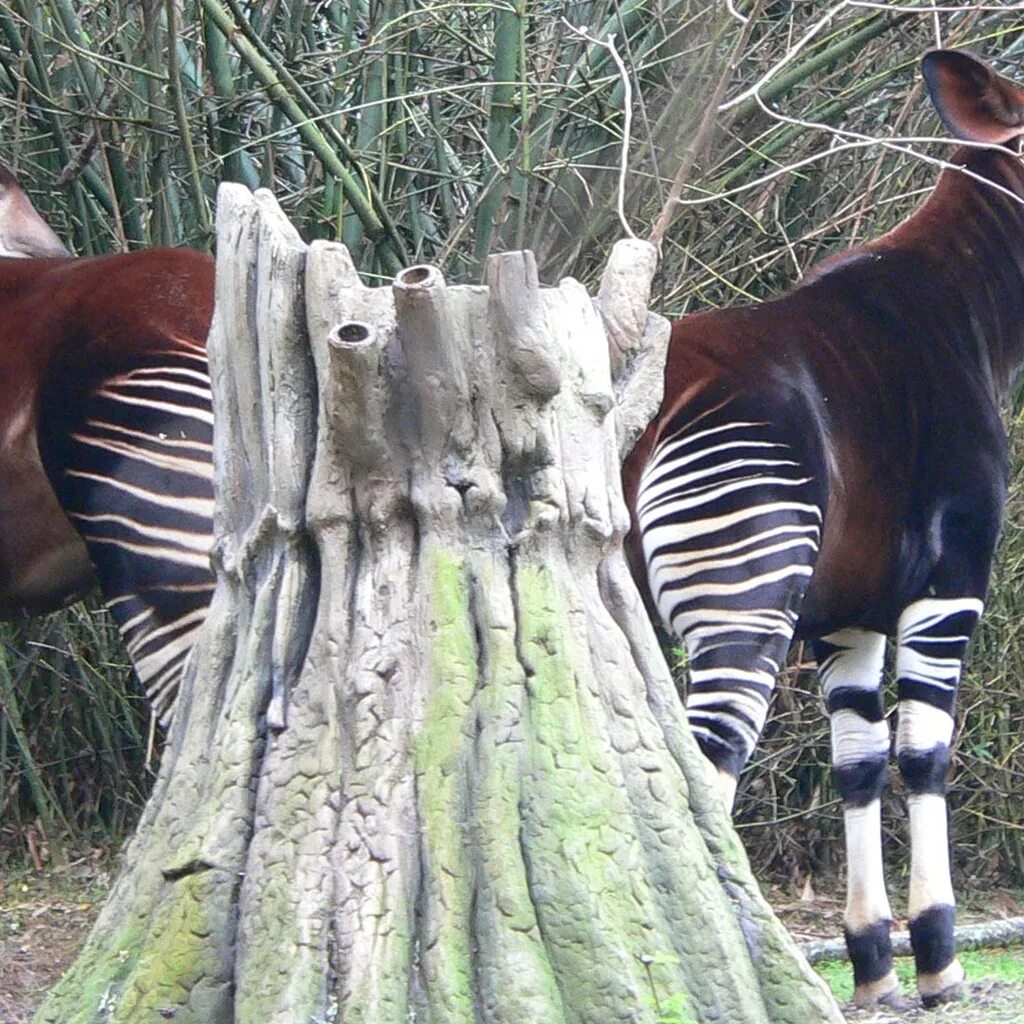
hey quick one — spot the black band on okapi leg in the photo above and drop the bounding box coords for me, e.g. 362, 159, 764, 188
908, 904, 957, 977
845, 920, 895, 987
897, 744, 951, 796
691, 721, 747, 779
825, 685, 885, 721
833, 754, 888, 808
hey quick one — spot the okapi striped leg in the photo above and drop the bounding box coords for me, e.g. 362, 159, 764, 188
682, 604, 804, 809
895, 597, 982, 1007
635, 416, 824, 807
814, 629, 900, 1007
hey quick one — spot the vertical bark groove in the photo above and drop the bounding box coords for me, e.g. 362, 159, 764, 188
36, 190, 843, 1024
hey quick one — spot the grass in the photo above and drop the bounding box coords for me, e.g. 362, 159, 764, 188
814, 948, 1024, 1004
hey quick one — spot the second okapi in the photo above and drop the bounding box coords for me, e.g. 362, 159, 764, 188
624, 50, 1024, 1008
0, 170, 215, 720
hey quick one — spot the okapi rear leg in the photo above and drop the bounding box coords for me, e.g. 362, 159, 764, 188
813, 629, 901, 1007
895, 597, 982, 1006
682, 610, 799, 809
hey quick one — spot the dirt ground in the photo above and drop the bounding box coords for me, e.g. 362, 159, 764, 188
0, 857, 110, 1024
5, 869, 1024, 1022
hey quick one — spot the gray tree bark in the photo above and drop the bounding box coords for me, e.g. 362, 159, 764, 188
36, 186, 843, 1024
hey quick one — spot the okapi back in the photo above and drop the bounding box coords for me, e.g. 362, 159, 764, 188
627, 144, 1024, 638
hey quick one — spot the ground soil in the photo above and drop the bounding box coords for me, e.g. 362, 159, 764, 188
5, 868, 1024, 1022
843, 984, 1024, 1023
0, 858, 109, 1024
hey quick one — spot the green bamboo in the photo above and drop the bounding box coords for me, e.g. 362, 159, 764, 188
202, 10, 258, 188
165, 0, 213, 245
343, 10, 387, 254
46, 0, 147, 245
473, 0, 521, 266
712, 64, 911, 194
320, 4, 361, 239
0, 5, 114, 232
728, 12, 911, 124
141, 1, 174, 246
0, 642, 69, 863
202, 0, 407, 271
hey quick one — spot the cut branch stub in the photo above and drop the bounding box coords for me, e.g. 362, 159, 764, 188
327, 319, 388, 468
36, 188, 842, 1024
486, 249, 562, 400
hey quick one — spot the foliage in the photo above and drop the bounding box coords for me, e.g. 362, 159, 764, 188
1, 0, 1024, 887
0, 0, 983, 287
0, 603, 151, 866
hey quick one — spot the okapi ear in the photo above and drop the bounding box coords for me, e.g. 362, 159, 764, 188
0, 163, 70, 258
922, 50, 1024, 145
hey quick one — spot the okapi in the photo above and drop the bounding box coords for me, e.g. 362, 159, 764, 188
623, 50, 1024, 1008
0, 167, 215, 719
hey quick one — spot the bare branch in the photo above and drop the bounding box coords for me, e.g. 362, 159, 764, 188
725, 0, 749, 25
751, 92, 1024, 208
561, 19, 636, 240
648, 1, 763, 246
719, 1, 855, 112
849, 2, 1024, 10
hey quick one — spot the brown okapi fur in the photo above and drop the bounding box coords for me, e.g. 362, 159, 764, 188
0, 169, 213, 626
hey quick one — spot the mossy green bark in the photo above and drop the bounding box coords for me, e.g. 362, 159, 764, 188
33, 869, 235, 1024
415, 547, 478, 1021
515, 559, 693, 1023
406, 545, 835, 1024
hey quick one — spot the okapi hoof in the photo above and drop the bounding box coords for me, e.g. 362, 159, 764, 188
918, 961, 965, 1009
852, 972, 904, 1009
920, 980, 963, 1009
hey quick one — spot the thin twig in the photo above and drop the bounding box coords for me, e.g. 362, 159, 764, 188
671, 101, 1024, 214
720, 1, 856, 113
753, 92, 1024, 207
725, 0, 748, 26
849, 2, 1024, 10
649, 1, 763, 246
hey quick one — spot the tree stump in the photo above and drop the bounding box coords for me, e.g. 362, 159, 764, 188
36, 187, 843, 1024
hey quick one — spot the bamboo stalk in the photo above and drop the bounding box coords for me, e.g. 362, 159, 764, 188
473, 0, 521, 266
45, 0, 147, 245
202, 6, 259, 188
0, 5, 114, 234
727, 12, 912, 124
201, 0, 407, 271
0, 642, 69, 864
343, 4, 387, 255
165, 0, 213, 245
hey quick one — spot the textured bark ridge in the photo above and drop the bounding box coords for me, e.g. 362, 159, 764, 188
36, 187, 843, 1024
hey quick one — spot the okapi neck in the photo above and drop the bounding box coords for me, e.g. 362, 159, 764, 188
867, 145, 1024, 402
